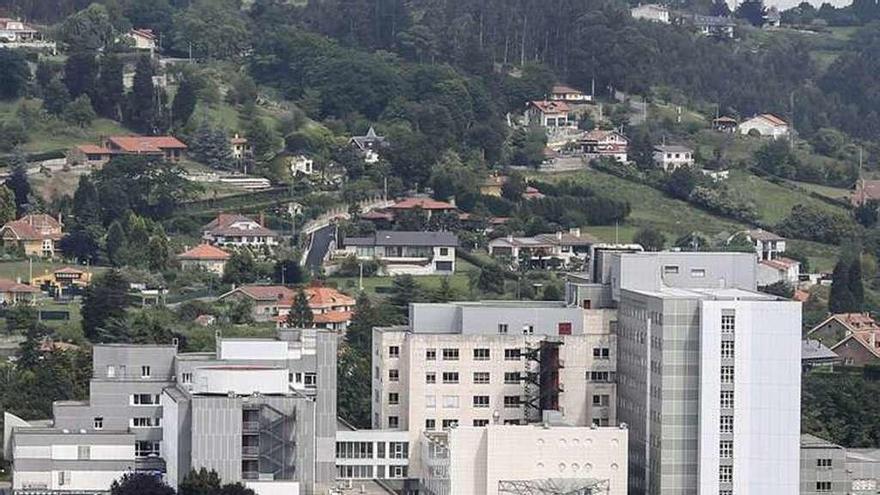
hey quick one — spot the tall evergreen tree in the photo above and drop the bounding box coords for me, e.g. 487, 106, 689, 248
5, 161, 31, 215
388, 275, 421, 317
127, 55, 156, 132
72, 175, 102, 229
849, 257, 865, 311
189, 122, 233, 169
63, 51, 98, 99
42, 78, 71, 116
105, 221, 128, 266
829, 259, 855, 314
95, 53, 124, 120
82, 269, 131, 341
171, 76, 198, 129
287, 289, 314, 328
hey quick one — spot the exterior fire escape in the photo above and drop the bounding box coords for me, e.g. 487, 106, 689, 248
522, 338, 565, 424
242, 403, 296, 481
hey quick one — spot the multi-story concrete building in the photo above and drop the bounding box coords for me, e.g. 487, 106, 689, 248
420, 423, 628, 495
800, 433, 880, 495
372, 300, 619, 477
5, 329, 337, 495
612, 252, 801, 495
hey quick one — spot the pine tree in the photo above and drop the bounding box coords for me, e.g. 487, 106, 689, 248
189, 122, 233, 169
6, 160, 31, 215
171, 76, 198, 130
433, 276, 456, 302
105, 221, 128, 266
63, 94, 97, 127
849, 257, 865, 311
95, 53, 124, 120
829, 259, 855, 313
127, 55, 156, 132
389, 275, 421, 317
286, 289, 314, 328
81, 269, 131, 341
42, 78, 71, 116
62, 51, 98, 99
72, 175, 102, 229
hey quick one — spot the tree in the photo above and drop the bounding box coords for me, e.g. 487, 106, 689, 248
849, 256, 865, 311
432, 277, 457, 303
171, 76, 198, 129
60, 3, 115, 51
6, 161, 31, 215
337, 341, 371, 427
72, 175, 102, 229
189, 122, 233, 169
0, 49, 31, 100
105, 221, 128, 266
501, 173, 527, 202
43, 78, 71, 116
287, 289, 314, 328
5, 305, 39, 335
127, 56, 157, 132
244, 116, 279, 162
63, 51, 98, 99
471, 264, 506, 295
222, 251, 258, 285
0, 185, 16, 226
855, 200, 879, 228
110, 473, 175, 495
82, 270, 131, 341
829, 258, 855, 314
218, 483, 256, 495
664, 167, 697, 200
389, 275, 421, 316
634, 227, 666, 252
95, 53, 124, 120
171, 0, 251, 60
736, 0, 767, 26
542, 284, 562, 301
63, 95, 97, 127
179, 468, 221, 495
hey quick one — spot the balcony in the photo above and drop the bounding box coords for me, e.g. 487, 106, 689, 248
242, 445, 260, 457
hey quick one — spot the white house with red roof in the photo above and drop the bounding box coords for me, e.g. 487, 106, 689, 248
0, 278, 37, 305
202, 213, 280, 248
68, 135, 187, 166
177, 244, 231, 276
219, 283, 355, 330
524, 100, 574, 128
127, 28, 157, 51
579, 129, 629, 163
738, 114, 790, 139
0, 214, 63, 257
549, 84, 591, 103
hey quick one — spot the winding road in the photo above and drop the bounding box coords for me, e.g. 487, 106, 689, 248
304, 224, 336, 275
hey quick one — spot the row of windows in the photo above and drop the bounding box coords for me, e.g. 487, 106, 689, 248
419, 348, 524, 361
424, 418, 522, 429
336, 441, 409, 460
425, 371, 522, 385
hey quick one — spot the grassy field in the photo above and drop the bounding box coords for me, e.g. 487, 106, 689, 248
787, 180, 851, 202
725, 170, 849, 225
326, 258, 480, 298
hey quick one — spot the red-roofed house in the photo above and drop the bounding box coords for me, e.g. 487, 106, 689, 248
104, 136, 187, 161
177, 244, 231, 276
220, 283, 355, 329
831, 331, 880, 367
0, 278, 37, 305
0, 214, 63, 257
524, 100, 574, 128
202, 213, 280, 248
69, 144, 114, 167
808, 313, 880, 348
550, 84, 591, 103
388, 197, 459, 220
852, 179, 880, 207
738, 114, 790, 139
127, 28, 157, 51
757, 257, 800, 286
578, 129, 629, 163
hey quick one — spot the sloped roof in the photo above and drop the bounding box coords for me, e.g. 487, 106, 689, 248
0, 278, 37, 293
759, 257, 799, 271
76, 144, 113, 154
389, 198, 457, 211
1, 216, 63, 241
802, 339, 838, 361
107, 136, 187, 152
203, 213, 278, 237
223, 285, 296, 306
528, 100, 571, 114
582, 129, 627, 142
811, 313, 880, 336
129, 28, 156, 40
350, 126, 386, 150
746, 228, 784, 242
313, 311, 353, 324
654, 145, 693, 153
306, 285, 355, 309
551, 84, 583, 95
177, 244, 231, 261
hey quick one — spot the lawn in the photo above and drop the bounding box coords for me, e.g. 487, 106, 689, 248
326, 258, 480, 298
0, 259, 104, 282
724, 170, 850, 225
786, 179, 850, 202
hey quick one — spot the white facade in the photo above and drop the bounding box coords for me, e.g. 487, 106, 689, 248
192, 366, 289, 395
653, 145, 694, 171
631, 4, 670, 23
697, 299, 801, 495
290, 155, 314, 176
335, 428, 410, 480
421, 425, 628, 495
344, 244, 457, 276
739, 115, 790, 139
372, 301, 618, 477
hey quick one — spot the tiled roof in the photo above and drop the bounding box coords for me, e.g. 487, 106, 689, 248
177, 244, 231, 260
344, 231, 459, 248
203, 213, 278, 237
225, 284, 354, 311
306, 286, 355, 309
76, 144, 112, 154
389, 198, 457, 211
654, 145, 693, 153
130, 28, 156, 40
228, 285, 296, 305
0, 278, 37, 293
759, 257, 800, 271
55, 267, 85, 274
313, 311, 353, 324
582, 129, 627, 142
528, 100, 571, 114
1, 215, 63, 241
747, 228, 785, 242
107, 136, 187, 152
551, 84, 582, 95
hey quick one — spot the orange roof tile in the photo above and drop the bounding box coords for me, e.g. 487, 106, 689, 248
305, 286, 355, 309
76, 144, 113, 154
0, 278, 38, 293
107, 136, 187, 153
390, 197, 457, 211
528, 100, 571, 114
313, 311, 353, 324
178, 244, 231, 260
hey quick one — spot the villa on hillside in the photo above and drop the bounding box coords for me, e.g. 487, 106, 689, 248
68, 136, 187, 167
0, 214, 63, 257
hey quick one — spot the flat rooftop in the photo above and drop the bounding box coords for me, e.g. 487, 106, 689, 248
626, 287, 780, 301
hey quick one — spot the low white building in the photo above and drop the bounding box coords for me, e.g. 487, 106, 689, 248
127, 28, 157, 51
653, 144, 694, 171
524, 101, 573, 128
549, 84, 591, 103
758, 257, 801, 286
341, 231, 458, 276
487, 229, 598, 269
202, 213, 280, 248
579, 129, 629, 163
739, 114, 790, 139
289, 155, 314, 176
631, 4, 670, 23
335, 427, 411, 480
420, 424, 628, 495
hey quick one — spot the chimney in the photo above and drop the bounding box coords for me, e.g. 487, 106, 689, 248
259, 212, 265, 226
57, 212, 62, 226
507, 235, 514, 242
570, 227, 581, 237
556, 231, 563, 240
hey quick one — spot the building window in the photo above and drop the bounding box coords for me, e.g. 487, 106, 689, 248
721, 366, 734, 384
473, 372, 490, 384
389, 369, 399, 382
93, 417, 103, 430
389, 346, 400, 358
663, 265, 679, 274
498, 324, 508, 334
720, 391, 734, 409
106, 365, 116, 378
426, 372, 436, 384
473, 348, 490, 360
504, 396, 521, 408
425, 419, 436, 429
439, 248, 449, 256
442, 348, 459, 361
504, 349, 521, 360
388, 393, 399, 405
719, 440, 733, 459
721, 314, 735, 333
473, 396, 490, 408
132, 394, 160, 405
141, 366, 151, 378
720, 415, 733, 434
721, 341, 734, 359
593, 347, 610, 359
58, 471, 68, 486
425, 395, 436, 408
181, 372, 192, 384
135, 441, 160, 458
473, 419, 489, 427
426, 348, 437, 360
442, 419, 458, 428
77, 445, 90, 460
817, 458, 832, 468
505, 372, 521, 384
690, 268, 706, 278
442, 372, 459, 384
443, 395, 460, 408
304, 373, 317, 388
592, 394, 610, 407
388, 416, 399, 428
558, 322, 572, 335
816, 481, 832, 492
589, 371, 611, 382
719, 465, 733, 484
